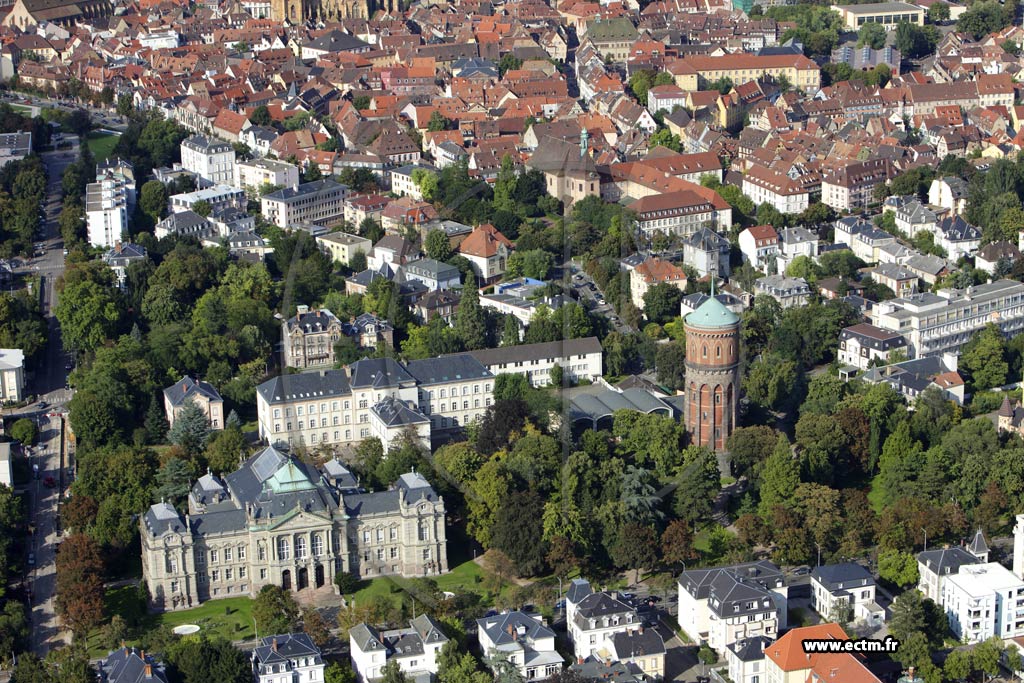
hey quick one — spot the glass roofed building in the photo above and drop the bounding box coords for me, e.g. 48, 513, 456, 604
141, 446, 448, 611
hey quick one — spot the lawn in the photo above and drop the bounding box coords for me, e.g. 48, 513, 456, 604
86, 131, 119, 162
90, 586, 254, 657
867, 474, 885, 513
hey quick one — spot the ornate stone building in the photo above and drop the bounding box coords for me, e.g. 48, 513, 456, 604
270, 0, 366, 23
683, 290, 740, 451
141, 446, 448, 612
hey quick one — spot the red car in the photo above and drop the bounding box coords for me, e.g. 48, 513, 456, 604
42, 476, 56, 489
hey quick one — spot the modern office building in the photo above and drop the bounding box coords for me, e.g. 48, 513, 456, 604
261, 179, 348, 228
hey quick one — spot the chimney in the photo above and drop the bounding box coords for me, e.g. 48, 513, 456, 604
272, 638, 278, 652
578, 658, 584, 665
144, 664, 153, 678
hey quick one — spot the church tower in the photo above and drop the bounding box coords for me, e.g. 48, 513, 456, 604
683, 288, 740, 452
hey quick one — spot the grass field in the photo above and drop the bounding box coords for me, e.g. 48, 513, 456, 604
90, 587, 254, 657
86, 131, 119, 162
867, 474, 885, 513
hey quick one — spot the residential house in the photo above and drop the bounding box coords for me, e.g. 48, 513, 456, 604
458, 224, 514, 284
683, 227, 731, 278
754, 275, 810, 309
252, 633, 325, 683
414, 290, 461, 325
476, 611, 564, 681
726, 637, 772, 683
350, 616, 448, 683
609, 629, 666, 680
738, 225, 779, 271
102, 242, 147, 289
567, 584, 641, 660
809, 562, 884, 627
976, 240, 1020, 275
834, 217, 894, 263
180, 135, 235, 187
170, 185, 246, 216
870, 263, 919, 297
917, 545, 985, 604
631, 257, 688, 309
678, 561, 788, 655
763, 623, 882, 683
163, 375, 225, 430
282, 306, 344, 370
99, 647, 169, 683
742, 164, 811, 215
821, 159, 894, 212
858, 354, 967, 404
369, 235, 418, 270
929, 176, 969, 215
838, 323, 908, 371
889, 196, 938, 238
401, 259, 461, 292
935, 215, 981, 260
343, 313, 395, 351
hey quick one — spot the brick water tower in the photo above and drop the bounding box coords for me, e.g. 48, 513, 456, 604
683, 290, 740, 451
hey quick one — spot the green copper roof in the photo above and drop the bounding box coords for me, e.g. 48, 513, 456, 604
686, 295, 740, 329
266, 461, 316, 494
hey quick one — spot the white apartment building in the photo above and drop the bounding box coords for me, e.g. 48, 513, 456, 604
350, 616, 448, 683
838, 323, 908, 371
169, 185, 246, 215
251, 633, 325, 683
918, 541, 987, 603
477, 612, 563, 681
679, 561, 787, 655
86, 175, 129, 248
942, 563, 1024, 643
464, 337, 603, 387
261, 179, 348, 228
0, 348, 25, 403
235, 158, 300, 195
256, 356, 493, 451
753, 275, 810, 309
180, 135, 235, 186
565, 579, 640, 659
738, 225, 779, 271
871, 279, 1024, 357
742, 165, 811, 215
809, 562, 884, 626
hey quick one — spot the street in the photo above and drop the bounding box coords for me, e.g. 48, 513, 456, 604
3, 138, 79, 655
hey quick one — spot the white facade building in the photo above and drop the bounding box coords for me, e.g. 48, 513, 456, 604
261, 179, 348, 229
942, 563, 1024, 643
251, 633, 325, 683
0, 348, 25, 403
350, 616, 448, 683
477, 611, 563, 681
180, 135, 236, 186
235, 158, 300, 195
464, 337, 603, 387
86, 175, 129, 248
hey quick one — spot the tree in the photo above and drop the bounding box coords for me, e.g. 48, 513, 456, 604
9, 417, 37, 445
858, 22, 887, 49
425, 229, 453, 261
888, 589, 927, 642
758, 436, 799, 517
643, 282, 685, 325
895, 21, 938, 58
962, 323, 1008, 391
144, 394, 169, 444
154, 457, 193, 507
55, 279, 123, 354
205, 426, 247, 474
655, 340, 686, 390
661, 519, 698, 567
191, 200, 212, 217
426, 111, 450, 132
139, 180, 168, 222
957, 1, 1010, 38
250, 105, 272, 127
166, 400, 211, 458
673, 447, 720, 526
491, 491, 547, 577
878, 548, 919, 588
252, 585, 299, 637
166, 636, 251, 683
944, 649, 972, 683
334, 571, 359, 594
727, 426, 778, 482
455, 272, 487, 350
54, 533, 105, 636
928, 1, 949, 21
611, 523, 660, 585
973, 637, 1004, 683
302, 608, 331, 647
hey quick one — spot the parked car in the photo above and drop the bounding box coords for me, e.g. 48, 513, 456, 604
27, 553, 35, 567
793, 566, 811, 576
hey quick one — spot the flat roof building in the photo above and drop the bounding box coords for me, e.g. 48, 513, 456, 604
832, 2, 925, 30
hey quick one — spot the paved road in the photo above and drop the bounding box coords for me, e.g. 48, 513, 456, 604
6, 142, 79, 655
0, 91, 129, 133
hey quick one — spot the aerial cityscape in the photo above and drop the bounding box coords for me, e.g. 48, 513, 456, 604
5, 0, 1024, 682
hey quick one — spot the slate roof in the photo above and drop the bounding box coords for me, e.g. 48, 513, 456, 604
728, 636, 772, 663
968, 529, 989, 556
371, 396, 430, 427
477, 611, 556, 646
304, 29, 370, 53
100, 647, 169, 683
917, 546, 981, 576
810, 562, 874, 591
163, 375, 222, 407
405, 354, 492, 386
574, 592, 635, 628
679, 560, 784, 615
252, 633, 323, 674
257, 369, 352, 404
611, 628, 666, 658
566, 578, 592, 604
936, 215, 981, 241
571, 657, 645, 683
349, 357, 416, 389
